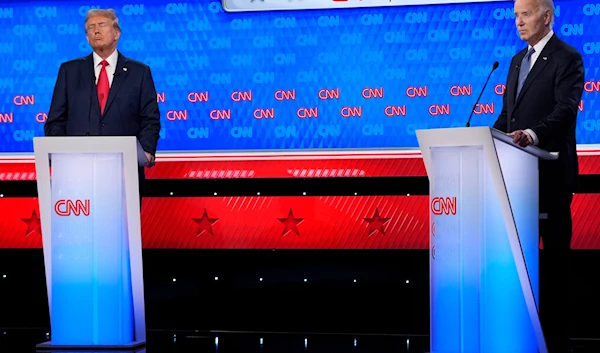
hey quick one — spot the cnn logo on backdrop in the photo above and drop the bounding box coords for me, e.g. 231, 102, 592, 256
54, 200, 91, 216
431, 197, 457, 215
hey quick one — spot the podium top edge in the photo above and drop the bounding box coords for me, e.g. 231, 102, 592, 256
415, 127, 558, 160
490, 129, 558, 160
33, 136, 137, 141
32, 136, 139, 154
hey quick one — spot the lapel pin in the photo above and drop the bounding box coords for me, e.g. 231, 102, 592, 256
542, 57, 547, 60
123, 67, 128, 71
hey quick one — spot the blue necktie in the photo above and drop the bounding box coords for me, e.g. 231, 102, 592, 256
517, 47, 535, 98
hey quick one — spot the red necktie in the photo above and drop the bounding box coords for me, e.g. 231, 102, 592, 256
97, 60, 109, 114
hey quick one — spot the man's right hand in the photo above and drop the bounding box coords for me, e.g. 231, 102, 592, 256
508, 130, 533, 147
144, 151, 155, 168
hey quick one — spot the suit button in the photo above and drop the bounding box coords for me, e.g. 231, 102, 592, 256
510, 118, 515, 122
102, 123, 106, 127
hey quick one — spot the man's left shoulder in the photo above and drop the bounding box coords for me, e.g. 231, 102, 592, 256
553, 36, 583, 59
122, 55, 151, 71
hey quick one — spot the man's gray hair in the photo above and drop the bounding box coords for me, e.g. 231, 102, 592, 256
84, 9, 121, 32
538, 0, 555, 26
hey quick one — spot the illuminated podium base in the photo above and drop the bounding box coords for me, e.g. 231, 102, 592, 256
33, 137, 147, 350
36, 340, 146, 351
416, 127, 556, 353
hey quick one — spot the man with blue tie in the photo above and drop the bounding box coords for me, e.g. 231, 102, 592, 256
492, 0, 584, 351
44, 8, 161, 206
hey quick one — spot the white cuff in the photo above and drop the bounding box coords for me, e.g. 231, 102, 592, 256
524, 128, 539, 146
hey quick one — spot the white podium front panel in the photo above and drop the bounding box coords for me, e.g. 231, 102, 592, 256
34, 136, 146, 350
430, 145, 484, 352
428, 140, 541, 353
49, 153, 134, 345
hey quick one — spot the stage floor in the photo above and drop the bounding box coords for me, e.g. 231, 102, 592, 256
2, 329, 600, 353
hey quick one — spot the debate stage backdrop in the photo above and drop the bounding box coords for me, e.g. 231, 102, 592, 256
0, 0, 599, 153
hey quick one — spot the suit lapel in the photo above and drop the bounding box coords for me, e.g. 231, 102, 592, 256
515, 34, 558, 106
82, 54, 101, 116
103, 53, 129, 116
507, 49, 525, 113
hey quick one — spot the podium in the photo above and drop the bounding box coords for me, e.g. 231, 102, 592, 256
33, 136, 146, 350
416, 127, 556, 353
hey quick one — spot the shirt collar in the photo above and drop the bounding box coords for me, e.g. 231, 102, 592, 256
92, 49, 119, 68
528, 29, 554, 54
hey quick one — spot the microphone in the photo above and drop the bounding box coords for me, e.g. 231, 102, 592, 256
465, 61, 499, 127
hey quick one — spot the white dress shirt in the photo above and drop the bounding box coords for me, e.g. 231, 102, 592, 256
523, 30, 554, 146
92, 50, 119, 87
527, 29, 554, 71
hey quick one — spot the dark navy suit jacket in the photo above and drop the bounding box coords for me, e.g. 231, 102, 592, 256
493, 34, 584, 192
44, 51, 161, 156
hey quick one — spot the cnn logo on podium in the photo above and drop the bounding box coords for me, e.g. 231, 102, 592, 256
54, 200, 91, 217
431, 197, 457, 215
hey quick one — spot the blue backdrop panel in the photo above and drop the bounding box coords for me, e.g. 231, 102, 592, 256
0, 0, 598, 152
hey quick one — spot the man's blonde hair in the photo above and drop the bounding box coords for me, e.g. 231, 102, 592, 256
84, 9, 121, 32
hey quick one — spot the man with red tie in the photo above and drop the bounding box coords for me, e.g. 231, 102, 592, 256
44, 8, 161, 205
